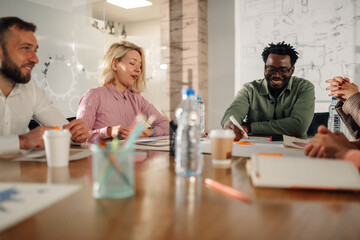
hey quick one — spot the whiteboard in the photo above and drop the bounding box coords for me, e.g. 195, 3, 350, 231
235, 0, 360, 104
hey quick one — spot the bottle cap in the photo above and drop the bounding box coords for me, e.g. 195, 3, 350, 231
197, 95, 202, 101
181, 88, 195, 96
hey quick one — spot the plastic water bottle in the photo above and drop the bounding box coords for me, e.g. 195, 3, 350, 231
175, 88, 203, 176
195, 95, 206, 137
328, 97, 340, 132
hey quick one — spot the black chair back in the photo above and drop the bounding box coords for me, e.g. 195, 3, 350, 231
307, 112, 329, 137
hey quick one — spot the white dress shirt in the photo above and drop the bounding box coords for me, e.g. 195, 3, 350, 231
0, 81, 68, 155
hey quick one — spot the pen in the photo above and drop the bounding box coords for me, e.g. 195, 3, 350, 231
229, 116, 249, 139
162, 110, 171, 122
205, 178, 251, 203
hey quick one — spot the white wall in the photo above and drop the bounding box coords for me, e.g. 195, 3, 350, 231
208, 0, 235, 130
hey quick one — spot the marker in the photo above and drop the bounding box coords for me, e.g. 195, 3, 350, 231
205, 178, 250, 203
229, 116, 249, 139
269, 135, 283, 141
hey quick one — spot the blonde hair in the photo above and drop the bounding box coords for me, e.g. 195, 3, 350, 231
98, 40, 146, 93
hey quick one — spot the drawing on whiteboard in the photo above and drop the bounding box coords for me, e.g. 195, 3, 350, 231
237, 0, 360, 102
40, 55, 77, 100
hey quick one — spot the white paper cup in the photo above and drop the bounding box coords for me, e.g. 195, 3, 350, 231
43, 129, 71, 167
209, 129, 235, 166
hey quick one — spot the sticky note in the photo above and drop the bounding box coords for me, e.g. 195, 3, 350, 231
235, 141, 254, 145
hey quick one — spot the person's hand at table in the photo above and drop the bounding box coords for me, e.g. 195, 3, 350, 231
326, 76, 359, 101
107, 125, 130, 139
304, 125, 358, 159
225, 121, 248, 141
19, 126, 53, 150
63, 119, 89, 143
139, 127, 155, 138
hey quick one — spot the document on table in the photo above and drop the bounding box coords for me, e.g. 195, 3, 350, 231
283, 135, 308, 149
0, 183, 81, 231
135, 136, 170, 147
247, 155, 360, 191
133, 136, 170, 151
201, 136, 306, 158
14, 148, 92, 162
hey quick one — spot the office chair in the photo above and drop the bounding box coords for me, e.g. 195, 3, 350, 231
306, 112, 329, 137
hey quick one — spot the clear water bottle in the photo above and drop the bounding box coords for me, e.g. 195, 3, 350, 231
328, 97, 340, 132
175, 88, 203, 176
195, 95, 206, 137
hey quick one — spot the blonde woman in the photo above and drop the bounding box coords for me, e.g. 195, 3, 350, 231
77, 41, 169, 142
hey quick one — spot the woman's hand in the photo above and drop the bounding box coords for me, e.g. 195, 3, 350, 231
107, 125, 130, 139
326, 76, 359, 101
140, 127, 155, 137
304, 125, 358, 159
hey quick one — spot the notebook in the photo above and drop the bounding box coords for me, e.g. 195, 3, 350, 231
247, 155, 360, 191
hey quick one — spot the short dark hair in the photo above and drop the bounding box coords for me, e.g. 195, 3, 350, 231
261, 42, 299, 66
0, 17, 37, 49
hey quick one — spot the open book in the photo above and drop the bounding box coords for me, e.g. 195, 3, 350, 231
247, 155, 360, 191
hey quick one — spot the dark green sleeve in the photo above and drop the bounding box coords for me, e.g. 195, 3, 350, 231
251, 81, 315, 138
221, 86, 251, 128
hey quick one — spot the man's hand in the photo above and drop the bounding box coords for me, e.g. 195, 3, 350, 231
225, 122, 246, 141
304, 125, 357, 158
19, 126, 53, 150
63, 119, 89, 143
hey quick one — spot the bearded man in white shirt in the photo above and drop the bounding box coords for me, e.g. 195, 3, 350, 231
0, 16, 89, 155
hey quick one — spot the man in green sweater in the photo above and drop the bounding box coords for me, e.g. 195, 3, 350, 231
221, 42, 315, 140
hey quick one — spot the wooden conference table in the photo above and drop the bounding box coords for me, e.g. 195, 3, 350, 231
1, 149, 360, 240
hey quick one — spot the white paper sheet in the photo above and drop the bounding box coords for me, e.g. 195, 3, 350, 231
14, 148, 92, 162
0, 183, 81, 231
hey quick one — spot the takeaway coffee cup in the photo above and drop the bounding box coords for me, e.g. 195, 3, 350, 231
43, 129, 71, 167
209, 129, 235, 165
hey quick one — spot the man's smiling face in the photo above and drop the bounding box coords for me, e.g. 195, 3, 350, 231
264, 53, 294, 89
0, 26, 39, 84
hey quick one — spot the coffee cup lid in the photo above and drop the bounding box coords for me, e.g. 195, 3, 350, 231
209, 129, 235, 138
43, 129, 71, 137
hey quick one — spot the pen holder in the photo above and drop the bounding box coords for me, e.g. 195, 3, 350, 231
169, 120, 177, 156
91, 145, 135, 199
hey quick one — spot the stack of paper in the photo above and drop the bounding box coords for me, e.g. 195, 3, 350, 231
135, 136, 170, 147
247, 155, 360, 191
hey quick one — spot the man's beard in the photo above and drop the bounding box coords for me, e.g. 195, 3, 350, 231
0, 50, 32, 84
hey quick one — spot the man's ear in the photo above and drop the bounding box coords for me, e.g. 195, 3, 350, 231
0, 46, 3, 60
111, 58, 117, 71
290, 66, 295, 75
